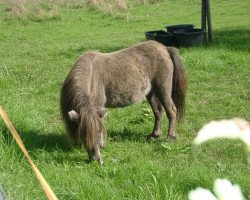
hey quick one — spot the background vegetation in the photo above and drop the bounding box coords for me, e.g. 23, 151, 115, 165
0, 0, 249, 199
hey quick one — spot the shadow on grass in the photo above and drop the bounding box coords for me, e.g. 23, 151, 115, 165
23, 131, 72, 152
108, 128, 149, 142
203, 28, 250, 51
1, 125, 96, 165
0, 126, 72, 152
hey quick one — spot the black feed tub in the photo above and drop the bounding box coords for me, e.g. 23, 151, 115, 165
144, 30, 174, 46
173, 28, 205, 47
166, 24, 194, 34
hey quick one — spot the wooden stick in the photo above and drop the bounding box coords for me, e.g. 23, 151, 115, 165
0, 106, 59, 200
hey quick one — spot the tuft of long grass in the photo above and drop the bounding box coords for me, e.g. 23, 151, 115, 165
0, 0, 163, 20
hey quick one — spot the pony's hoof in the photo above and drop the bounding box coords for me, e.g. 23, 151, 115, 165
166, 134, 177, 141
147, 133, 160, 140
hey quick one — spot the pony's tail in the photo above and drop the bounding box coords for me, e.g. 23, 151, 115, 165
167, 47, 187, 122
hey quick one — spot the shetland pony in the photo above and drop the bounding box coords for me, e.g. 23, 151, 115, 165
60, 41, 187, 164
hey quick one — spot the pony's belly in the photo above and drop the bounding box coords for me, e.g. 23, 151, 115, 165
105, 82, 151, 108
105, 96, 140, 108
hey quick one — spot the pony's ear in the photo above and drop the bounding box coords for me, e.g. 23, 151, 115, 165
96, 109, 107, 118
68, 110, 79, 122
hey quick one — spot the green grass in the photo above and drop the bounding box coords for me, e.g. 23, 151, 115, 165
0, 0, 250, 199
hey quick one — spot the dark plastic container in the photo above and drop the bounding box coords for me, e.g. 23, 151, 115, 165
173, 28, 205, 47
144, 30, 174, 46
166, 24, 195, 34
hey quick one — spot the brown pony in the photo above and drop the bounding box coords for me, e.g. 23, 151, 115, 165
60, 41, 187, 164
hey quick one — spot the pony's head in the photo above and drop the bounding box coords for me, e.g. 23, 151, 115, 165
68, 108, 107, 164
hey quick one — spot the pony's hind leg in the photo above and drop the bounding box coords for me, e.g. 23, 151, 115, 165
146, 92, 164, 139
156, 91, 177, 140
166, 99, 177, 140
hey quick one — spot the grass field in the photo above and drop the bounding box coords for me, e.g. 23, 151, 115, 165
0, 0, 249, 199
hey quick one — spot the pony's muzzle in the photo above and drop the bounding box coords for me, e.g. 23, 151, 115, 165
88, 148, 104, 165
88, 150, 95, 161
97, 155, 104, 165
99, 141, 105, 149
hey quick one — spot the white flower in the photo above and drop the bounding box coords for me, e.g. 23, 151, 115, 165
188, 179, 245, 200
190, 119, 248, 200
194, 118, 250, 150
213, 179, 245, 200
188, 187, 217, 200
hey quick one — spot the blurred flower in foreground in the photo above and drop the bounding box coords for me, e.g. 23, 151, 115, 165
188, 187, 217, 200
0, 185, 7, 200
194, 118, 250, 151
189, 119, 249, 200
188, 178, 245, 200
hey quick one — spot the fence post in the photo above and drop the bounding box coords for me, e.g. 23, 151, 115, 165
206, 0, 213, 41
201, 0, 206, 31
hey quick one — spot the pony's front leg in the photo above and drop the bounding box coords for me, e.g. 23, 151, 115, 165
94, 146, 103, 165
87, 147, 103, 165
146, 93, 164, 139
